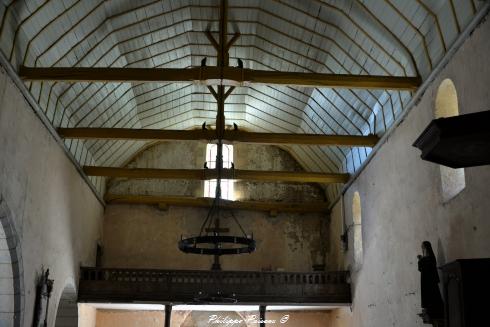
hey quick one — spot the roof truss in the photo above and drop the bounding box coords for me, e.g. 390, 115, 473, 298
19, 66, 421, 90
58, 128, 379, 147
104, 194, 330, 214
84, 166, 350, 184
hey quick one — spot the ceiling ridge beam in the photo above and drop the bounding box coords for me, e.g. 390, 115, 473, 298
83, 166, 350, 184
104, 194, 330, 213
58, 128, 379, 147
19, 66, 421, 90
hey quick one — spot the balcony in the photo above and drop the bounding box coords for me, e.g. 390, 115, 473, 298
78, 267, 351, 305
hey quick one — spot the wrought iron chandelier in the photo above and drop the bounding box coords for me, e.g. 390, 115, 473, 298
178, 0, 255, 269
177, 139, 256, 269
178, 137, 256, 268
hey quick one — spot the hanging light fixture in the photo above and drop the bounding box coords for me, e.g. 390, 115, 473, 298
178, 157, 256, 270
178, 1, 255, 269
178, 197, 256, 254
179, 135, 256, 270
178, 138, 256, 270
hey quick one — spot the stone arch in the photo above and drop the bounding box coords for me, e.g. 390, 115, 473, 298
435, 78, 465, 202
0, 197, 24, 327
352, 192, 363, 268
54, 281, 78, 327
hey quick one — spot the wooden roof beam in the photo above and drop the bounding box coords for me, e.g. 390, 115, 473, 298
226, 130, 379, 147
20, 66, 421, 90
58, 128, 379, 147
83, 166, 350, 184
58, 128, 216, 141
104, 194, 330, 213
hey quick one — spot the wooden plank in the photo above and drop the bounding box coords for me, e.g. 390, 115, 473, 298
225, 131, 379, 146
58, 128, 216, 141
83, 166, 350, 183
240, 68, 421, 90
104, 194, 330, 213
233, 169, 350, 183
78, 267, 352, 304
20, 66, 421, 90
18, 66, 202, 83
83, 166, 206, 179
58, 128, 379, 147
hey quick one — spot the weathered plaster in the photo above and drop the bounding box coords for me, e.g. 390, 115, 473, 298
102, 204, 327, 272
93, 309, 330, 327
0, 66, 104, 326
103, 140, 328, 272
326, 15, 490, 327
108, 141, 326, 202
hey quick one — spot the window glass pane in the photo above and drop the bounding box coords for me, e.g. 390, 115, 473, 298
204, 144, 234, 200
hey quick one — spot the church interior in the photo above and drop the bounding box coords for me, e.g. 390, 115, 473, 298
0, 0, 489, 326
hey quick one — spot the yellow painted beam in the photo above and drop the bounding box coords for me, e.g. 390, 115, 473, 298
59, 128, 379, 147
233, 169, 349, 184
104, 194, 330, 213
83, 166, 205, 180
58, 128, 216, 141
225, 130, 379, 147
20, 66, 421, 90
83, 166, 349, 184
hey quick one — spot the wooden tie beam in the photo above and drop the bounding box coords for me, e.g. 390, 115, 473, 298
104, 194, 330, 213
58, 128, 216, 141
58, 128, 379, 147
19, 66, 421, 90
83, 166, 349, 184
227, 130, 379, 146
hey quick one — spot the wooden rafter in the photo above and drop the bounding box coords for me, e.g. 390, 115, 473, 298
58, 128, 379, 147
104, 194, 330, 213
58, 128, 216, 141
19, 66, 421, 90
227, 130, 379, 146
83, 166, 350, 184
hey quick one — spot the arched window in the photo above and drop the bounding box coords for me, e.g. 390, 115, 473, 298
204, 144, 235, 200
435, 79, 465, 202
352, 192, 363, 268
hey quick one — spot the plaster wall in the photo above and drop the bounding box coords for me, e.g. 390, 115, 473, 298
108, 142, 325, 202
93, 309, 330, 327
0, 65, 104, 326
102, 204, 327, 271
266, 310, 330, 327
78, 304, 97, 327
103, 141, 328, 271
326, 15, 490, 326
95, 310, 164, 327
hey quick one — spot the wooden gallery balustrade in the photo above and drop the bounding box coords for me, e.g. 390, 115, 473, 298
78, 267, 352, 305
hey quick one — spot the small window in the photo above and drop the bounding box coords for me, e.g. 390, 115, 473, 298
204, 144, 235, 200
352, 192, 363, 268
435, 79, 465, 202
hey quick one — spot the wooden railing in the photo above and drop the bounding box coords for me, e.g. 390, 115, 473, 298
79, 267, 351, 305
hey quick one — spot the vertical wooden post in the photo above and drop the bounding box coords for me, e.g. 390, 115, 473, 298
165, 304, 172, 327
259, 305, 266, 327
215, 0, 229, 191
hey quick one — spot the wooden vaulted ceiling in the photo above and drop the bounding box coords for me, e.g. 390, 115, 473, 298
0, 0, 483, 202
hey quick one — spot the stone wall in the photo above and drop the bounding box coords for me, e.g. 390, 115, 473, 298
326, 14, 490, 326
108, 142, 325, 202
0, 65, 104, 326
102, 204, 327, 271
102, 141, 329, 271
